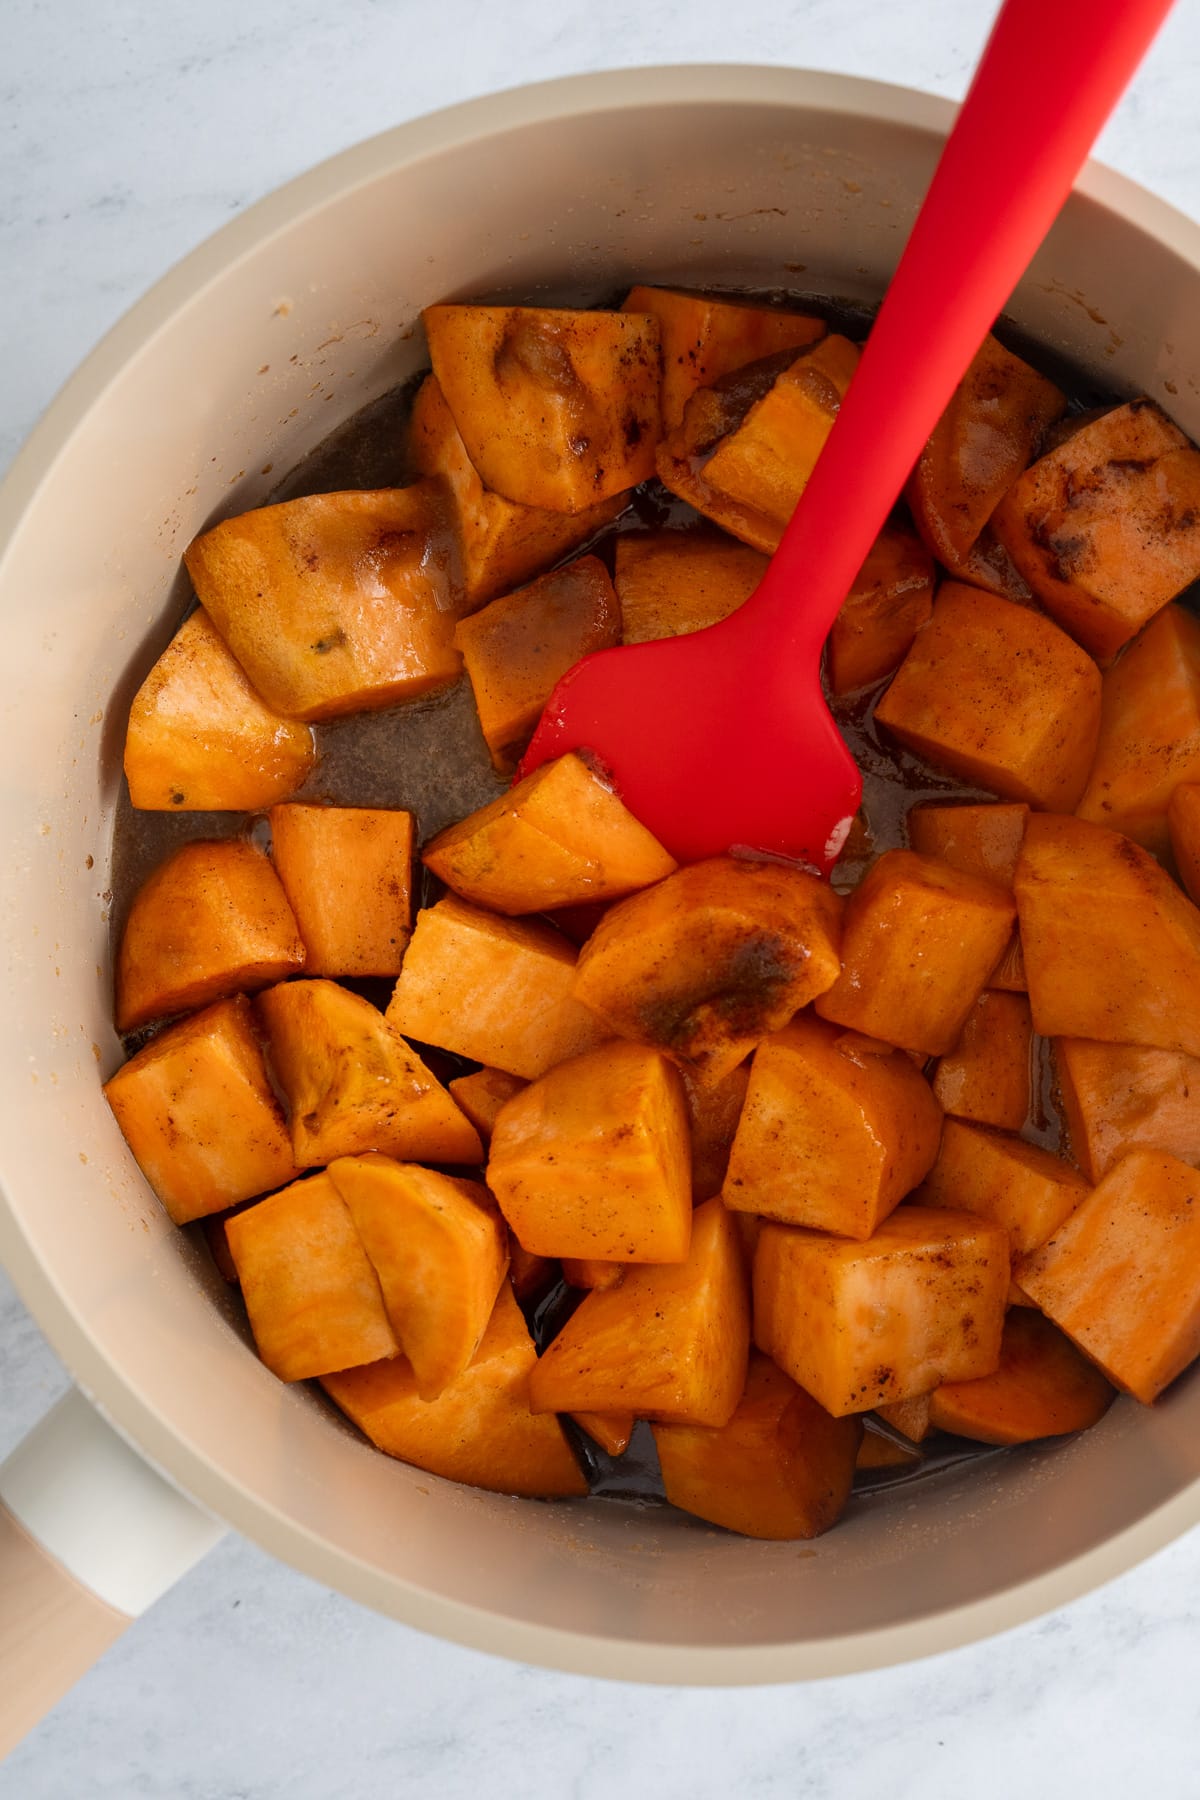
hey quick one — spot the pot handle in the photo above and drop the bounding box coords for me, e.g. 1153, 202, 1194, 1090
0, 1387, 224, 1758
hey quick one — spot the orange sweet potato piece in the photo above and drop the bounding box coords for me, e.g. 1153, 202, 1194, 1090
487, 1042, 691, 1262
570, 1412, 635, 1457
614, 524, 766, 644
387, 895, 607, 1079
1168, 782, 1200, 903
987, 934, 1028, 995
814, 849, 1015, 1056
753, 1206, 1009, 1417
104, 995, 298, 1224
906, 801, 1030, 888
506, 1233, 556, 1304
684, 1061, 750, 1202
1055, 1037, 1200, 1183
257, 978, 482, 1167
992, 399, 1200, 661
115, 838, 305, 1033
876, 1394, 934, 1443
185, 485, 462, 720
268, 804, 413, 978
874, 583, 1101, 811
1017, 1147, 1200, 1403
423, 303, 660, 511
452, 556, 621, 772
653, 1351, 861, 1540
326, 1154, 507, 1400
561, 1258, 625, 1291
124, 608, 316, 811
856, 1429, 922, 1473
622, 286, 826, 430
826, 524, 936, 696
1013, 813, 1200, 1056
723, 1013, 943, 1239
422, 752, 676, 915
408, 374, 623, 608
447, 1067, 528, 1142
528, 1198, 750, 1424
322, 1284, 587, 1498
919, 1118, 1087, 1256
1076, 604, 1200, 858
225, 1171, 399, 1381
927, 1308, 1114, 1444
573, 855, 843, 1087
932, 990, 1033, 1131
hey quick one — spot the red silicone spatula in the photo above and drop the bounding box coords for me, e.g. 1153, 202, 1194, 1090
519, 0, 1174, 871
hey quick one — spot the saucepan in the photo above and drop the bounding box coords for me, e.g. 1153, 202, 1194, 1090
3, 64, 1200, 1754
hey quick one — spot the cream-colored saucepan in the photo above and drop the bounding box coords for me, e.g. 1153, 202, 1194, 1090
2, 64, 1199, 1756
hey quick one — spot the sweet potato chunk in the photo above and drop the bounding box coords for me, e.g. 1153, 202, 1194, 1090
622, 286, 826, 430
452, 556, 621, 772
918, 1119, 1088, 1255
528, 1198, 750, 1424
387, 895, 607, 1079
1017, 1148, 1200, 1403
561, 1257, 625, 1291
104, 995, 297, 1224
185, 486, 462, 721
322, 1284, 587, 1498
570, 1412, 635, 1457
268, 804, 413, 978
1056, 1037, 1200, 1183
124, 608, 316, 811
653, 1351, 861, 1540
684, 1061, 750, 1202
326, 1155, 507, 1400
723, 1014, 943, 1239
927, 1309, 1114, 1444
992, 399, 1200, 660
423, 303, 660, 511
932, 990, 1033, 1131
506, 1234, 555, 1303
1013, 813, 1200, 1056
409, 374, 622, 608
115, 838, 305, 1033
753, 1206, 1009, 1417
422, 753, 676, 915
856, 1428, 922, 1473
874, 583, 1101, 811
257, 978, 482, 1167
826, 524, 936, 696
1076, 604, 1200, 858
876, 1394, 933, 1443
1169, 782, 1200, 903
225, 1171, 399, 1381
613, 524, 766, 644
573, 855, 843, 1087
447, 1067, 527, 1142
814, 849, 1015, 1056
907, 802, 1030, 888
487, 1042, 691, 1262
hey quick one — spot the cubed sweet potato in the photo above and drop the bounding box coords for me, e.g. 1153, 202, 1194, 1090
814, 849, 1015, 1056
573, 855, 843, 1087
570, 1412, 634, 1456
268, 804, 413, 978
754, 1205, 1009, 1417
225, 1171, 399, 1381
386, 895, 607, 1079
447, 1067, 528, 1142
115, 838, 306, 1033
621, 286, 826, 430
104, 995, 298, 1224
653, 1351, 862, 1539
1013, 813, 1200, 1056
684, 1061, 750, 1202
452, 556, 621, 773
1017, 1147, 1200, 1403
927, 1308, 1114, 1444
185, 486, 462, 720
322, 1284, 588, 1498
992, 399, 1200, 661
723, 1013, 943, 1239
423, 303, 660, 511
326, 1154, 507, 1400
906, 802, 1030, 889
487, 1042, 691, 1262
506, 1233, 556, 1304
826, 524, 936, 696
1056, 1037, 1200, 1183
919, 1117, 1087, 1255
422, 752, 676, 915
876, 1394, 934, 1443
614, 525, 766, 644
1076, 604, 1200, 858
932, 990, 1033, 1131
528, 1198, 750, 1424
257, 978, 482, 1167
856, 1428, 922, 1473
124, 608, 317, 811
874, 583, 1101, 811
1169, 782, 1200, 903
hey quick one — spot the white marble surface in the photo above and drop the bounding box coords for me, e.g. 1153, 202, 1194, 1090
5, 0, 1200, 1792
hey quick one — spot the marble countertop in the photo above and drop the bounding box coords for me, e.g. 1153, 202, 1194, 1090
5, 0, 1200, 1793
